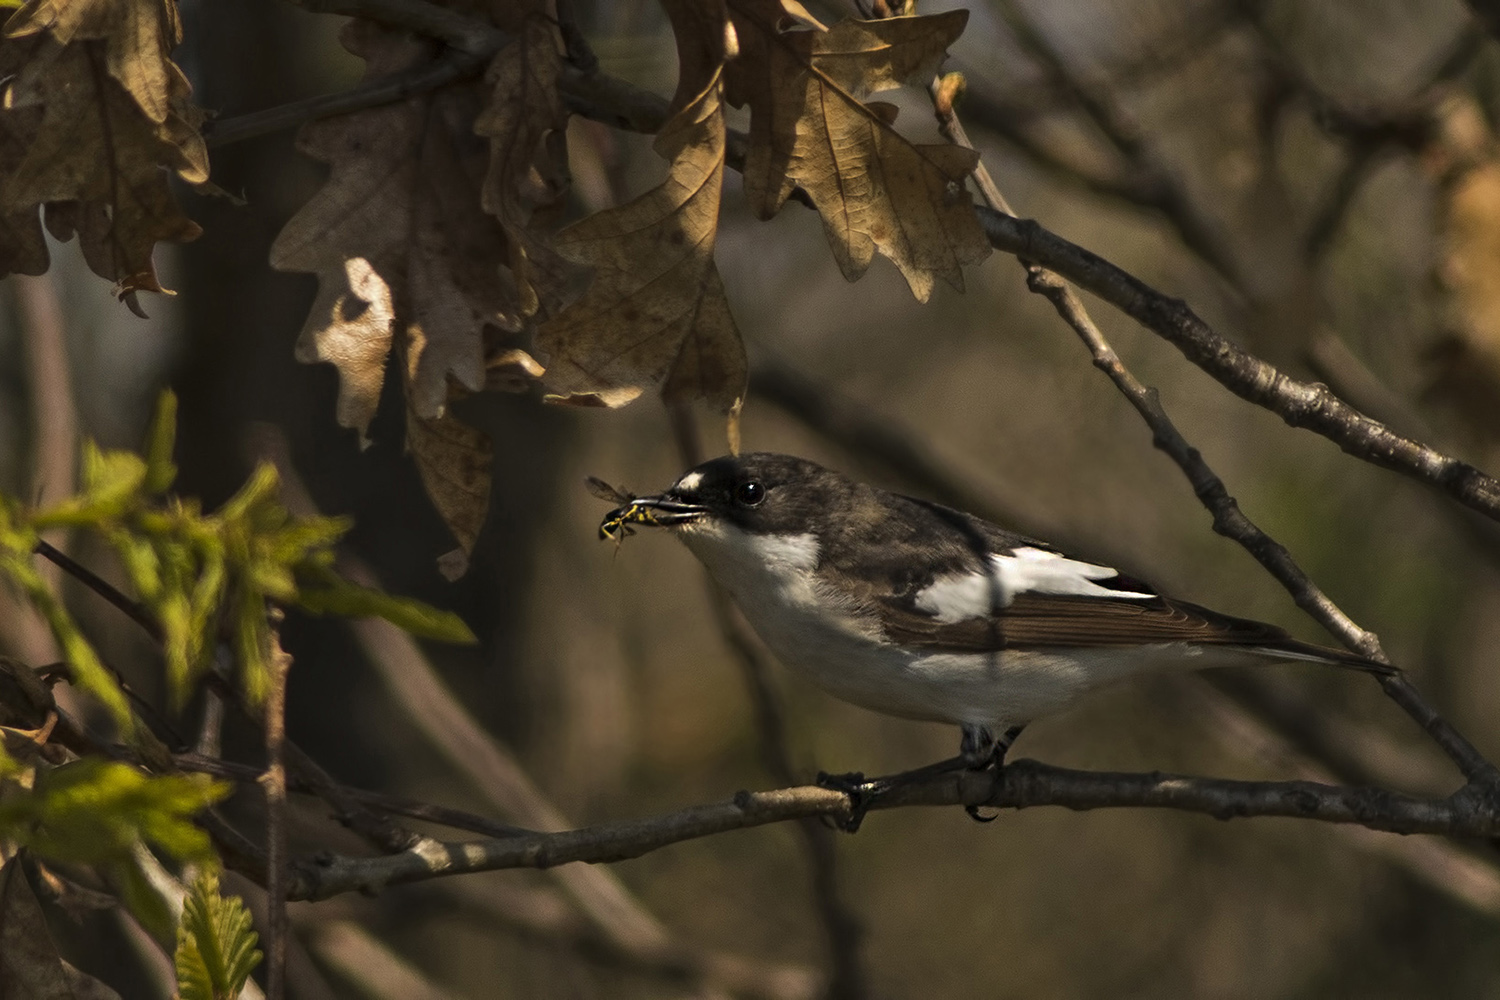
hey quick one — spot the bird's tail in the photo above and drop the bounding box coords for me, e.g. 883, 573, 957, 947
1247, 639, 1398, 676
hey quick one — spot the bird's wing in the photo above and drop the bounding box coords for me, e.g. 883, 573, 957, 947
874, 590, 1298, 653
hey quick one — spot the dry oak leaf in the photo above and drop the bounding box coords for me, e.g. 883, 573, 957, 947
271, 21, 524, 432
536, 65, 747, 412
475, 14, 572, 319
0, 34, 202, 304
406, 405, 492, 557
271, 20, 511, 556
0, 46, 46, 277
6, 0, 189, 129
724, 5, 989, 301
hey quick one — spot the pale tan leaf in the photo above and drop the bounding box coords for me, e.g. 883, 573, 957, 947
485, 347, 545, 392
777, 1, 827, 31
406, 408, 492, 556
292, 256, 396, 440
660, 266, 747, 410
725, 5, 989, 300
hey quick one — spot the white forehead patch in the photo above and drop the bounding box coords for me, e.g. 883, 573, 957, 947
675, 471, 703, 492
914, 546, 1153, 623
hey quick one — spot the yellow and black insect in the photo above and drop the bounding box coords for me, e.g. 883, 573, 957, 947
588, 476, 658, 544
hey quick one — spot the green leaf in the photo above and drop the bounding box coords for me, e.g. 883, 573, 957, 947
175, 871, 262, 1000
233, 589, 271, 706
0, 760, 229, 866
215, 464, 279, 525
143, 390, 179, 495
0, 550, 133, 730
295, 579, 477, 643
36, 442, 148, 526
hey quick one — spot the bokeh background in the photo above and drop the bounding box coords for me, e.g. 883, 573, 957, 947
8, 0, 1500, 996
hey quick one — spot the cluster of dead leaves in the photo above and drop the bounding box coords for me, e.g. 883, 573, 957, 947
273, 1, 986, 561
0, 0, 206, 315
0, 0, 989, 564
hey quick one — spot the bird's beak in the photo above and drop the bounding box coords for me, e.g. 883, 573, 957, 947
599, 493, 708, 540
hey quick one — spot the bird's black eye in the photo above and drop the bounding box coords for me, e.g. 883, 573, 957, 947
735, 481, 766, 506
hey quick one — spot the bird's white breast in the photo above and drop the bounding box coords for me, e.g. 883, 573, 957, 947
676, 522, 1265, 728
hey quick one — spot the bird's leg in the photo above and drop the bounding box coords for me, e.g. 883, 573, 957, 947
817, 724, 1026, 832
962, 723, 1025, 822
959, 724, 996, 766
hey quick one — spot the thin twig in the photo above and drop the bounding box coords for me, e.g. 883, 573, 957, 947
205, 58, 474, 148
991, 0, 1243, 287
33, 539, 162, 641
262, 618, 293, 1000
175, 752, 537, 840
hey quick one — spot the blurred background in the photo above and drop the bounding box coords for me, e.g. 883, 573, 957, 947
8, 0, 1500, 996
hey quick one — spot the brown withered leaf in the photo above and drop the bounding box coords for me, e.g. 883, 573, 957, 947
272, 19, 530, 553
475, 14, 571, 319
0, 19, 203, 303
0, 93, 46, 276
271, 21, 522, 428
536, 3, 746, 412
7, 0, 185, 129
406, 406, 492, 557
725, 4, 989, 301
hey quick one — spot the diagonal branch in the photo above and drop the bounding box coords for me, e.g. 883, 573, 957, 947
976, 208, 1500, 524
1020, 266, 1499, 787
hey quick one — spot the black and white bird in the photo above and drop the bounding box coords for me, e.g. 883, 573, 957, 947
599, 452, 1389, 776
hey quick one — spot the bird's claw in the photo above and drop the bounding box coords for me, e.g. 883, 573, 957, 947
816, 770, 885, 833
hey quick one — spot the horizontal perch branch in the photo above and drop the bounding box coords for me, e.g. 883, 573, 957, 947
288, 759, 1496, 901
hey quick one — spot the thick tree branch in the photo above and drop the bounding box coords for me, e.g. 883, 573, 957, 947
976, 208, 1500, 523
287, 760, 1500, 901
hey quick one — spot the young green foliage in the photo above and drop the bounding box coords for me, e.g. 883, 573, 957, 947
174, 871, 262, 1000
0, 390, 475, 720
0, 758, 229, 865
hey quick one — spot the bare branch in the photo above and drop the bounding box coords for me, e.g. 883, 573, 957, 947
287, 761, 1500, 902
205, 58, 473, 148
976, 208, 1500, 524
1020, 266, 1500, 787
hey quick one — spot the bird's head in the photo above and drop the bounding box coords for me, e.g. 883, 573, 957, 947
598, 453, 849, 570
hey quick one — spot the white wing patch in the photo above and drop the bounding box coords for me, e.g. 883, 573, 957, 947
913, 546, 1154, 623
